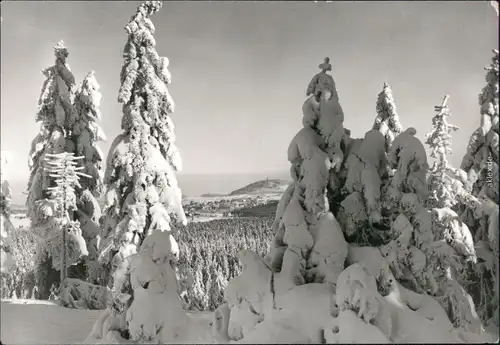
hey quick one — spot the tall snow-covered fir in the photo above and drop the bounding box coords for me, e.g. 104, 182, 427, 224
89, 1, 189, 342
460, 49, 499, 199
43, 152, 90, 283
71, 71, 107, 281
459, 49, 499, 328
425, 95, 460, 208
373, 82, 403, 152
26, 41, 89, 299
336, 82, 404, 244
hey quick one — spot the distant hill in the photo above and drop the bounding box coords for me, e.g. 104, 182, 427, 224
229, 179, 290, 196
201, 193, 227, 197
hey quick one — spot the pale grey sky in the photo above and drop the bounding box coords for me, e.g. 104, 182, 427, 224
1, 1, 498, 200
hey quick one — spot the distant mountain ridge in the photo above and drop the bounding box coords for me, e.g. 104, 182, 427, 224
229, 179, 290, 196
6, 172, 290, 205
200, 193, 227, 197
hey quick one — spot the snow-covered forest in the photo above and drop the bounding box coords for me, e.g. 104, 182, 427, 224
1, 1, 498, 344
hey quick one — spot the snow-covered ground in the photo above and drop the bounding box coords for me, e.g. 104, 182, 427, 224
1, 299, 102, 344
9, 214, 30, 230
0, 299, 215, 345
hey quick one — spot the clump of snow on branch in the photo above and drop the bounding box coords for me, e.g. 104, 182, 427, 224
1, 151, 15, 275
388, 127, 429, 202
341, 128, 389, 231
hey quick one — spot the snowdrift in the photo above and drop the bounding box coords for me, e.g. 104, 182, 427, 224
1, 299, 102, 344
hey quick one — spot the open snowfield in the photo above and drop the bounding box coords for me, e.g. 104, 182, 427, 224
1, 298, 498, 345
0, 299, 215, 344
9, 215, 30, 230
1, 299, 102, 344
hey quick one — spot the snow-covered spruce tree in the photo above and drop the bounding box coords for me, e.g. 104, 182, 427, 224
44, 153, 89, 284
70, 71, 106, 282
373, 82, 404, 152
212, 62, 492, 343
1, 151, 15, 275
336, 82, 404, 244
425, 95, 460, 208
423, 95, 482, 211
339, 93, 482, 335
418, 96, 486, 332
458, 49, 499, 328
268, 56, 347, 295
87, 2, 191, 343
460, 49, 499, 200
44, 152, 110, 309
26, 41, 88, 299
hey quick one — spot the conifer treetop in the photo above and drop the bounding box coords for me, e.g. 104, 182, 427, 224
79, 71, 100, 95
426, 95, 459, 162
75, 71, 103, 122
125, 1, 162, 35
51, 40, 75, 87
374, 82, 403, 135
35, 40, 76, 129
115, 0, 181, 173
118, 0, 174, 124
54, 41, 69, 62
479, 49, 499, 120
318, 57, 332, 72
306, 57, 336, 98
425, 95, 461, 208
460, 49, 499, 174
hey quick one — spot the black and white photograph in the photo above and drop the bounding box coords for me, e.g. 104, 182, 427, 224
0, 0, 498, 343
